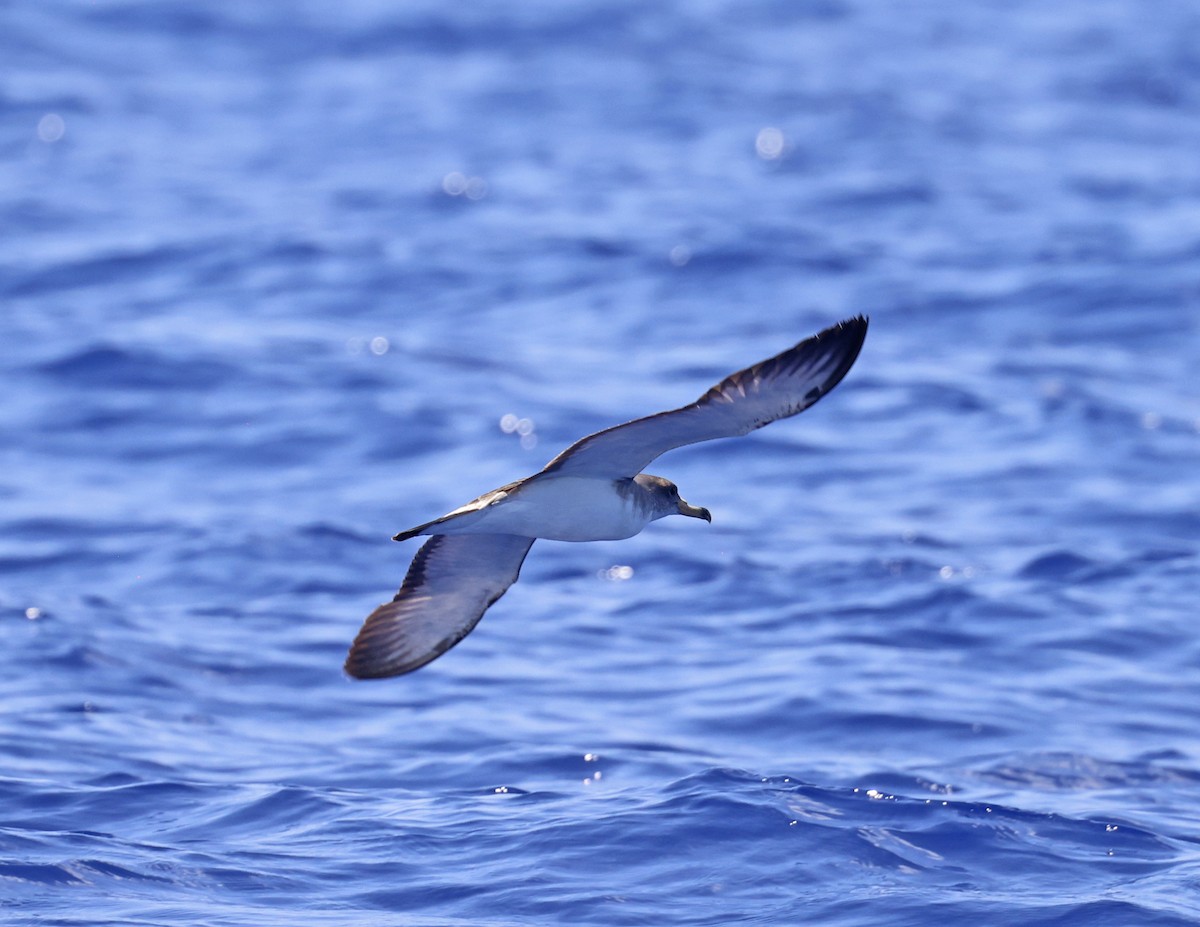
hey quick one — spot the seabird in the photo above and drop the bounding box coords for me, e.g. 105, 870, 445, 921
346, 316, 868, 679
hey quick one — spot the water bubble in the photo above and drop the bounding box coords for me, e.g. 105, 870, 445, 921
756, 126, 785, 160
369, 336, 389, 355
38, 113, 65, 143
500, 413, 520, 433
442, 172, 487, 199
669, 244, 691, 266
25, 607, 42, 620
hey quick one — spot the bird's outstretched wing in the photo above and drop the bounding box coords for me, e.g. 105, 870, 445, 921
539, 315, 868, 479
345, 533, 535, 679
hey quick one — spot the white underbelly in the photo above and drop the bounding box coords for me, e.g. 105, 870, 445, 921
446, 476, 649, 541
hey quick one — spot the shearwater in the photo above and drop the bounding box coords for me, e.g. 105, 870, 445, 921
346, 316, 868, 679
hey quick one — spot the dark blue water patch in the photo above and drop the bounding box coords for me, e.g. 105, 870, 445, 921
1018, 550, 1097, 581
828, 623, 988, 652
816, 709, 1010, 743
76, 858, 175, 884
1, 516, 142, 543
1040, 902, 1200, 927
1061, 548, 1196, 586
6, 242, 217, 300
976, 752, 1200, 793
36, 345, 237, 392
0, 861, 88, 885
1, 780, 206, 835
0, 550, 116, 576
166, 785, 345, 842
1082, 54, 1200, 110
766, 776, 1186, 876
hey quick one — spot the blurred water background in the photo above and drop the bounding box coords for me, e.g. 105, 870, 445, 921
4, 1, 1200, 924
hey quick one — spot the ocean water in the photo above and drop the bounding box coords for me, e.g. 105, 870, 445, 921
4, 1, 1200, 924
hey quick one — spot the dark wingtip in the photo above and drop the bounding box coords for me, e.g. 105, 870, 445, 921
344, 610, 392, 679
344, 648, 398, 680
832, 314, 869, 341
343, 602, 423, 680
344, 656, 407, 680
816, 314, 869, 386
343, 649, 379, 679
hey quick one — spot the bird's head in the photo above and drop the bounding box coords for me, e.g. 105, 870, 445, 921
634, 473, 712, 524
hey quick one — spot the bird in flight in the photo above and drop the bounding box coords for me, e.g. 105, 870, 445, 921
346, 316, 868, 679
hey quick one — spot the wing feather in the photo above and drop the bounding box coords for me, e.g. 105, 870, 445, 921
345, 534, 535, 679
539, 315, 867, 478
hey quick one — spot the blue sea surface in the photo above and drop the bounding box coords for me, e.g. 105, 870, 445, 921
4, 1, 1200, 924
